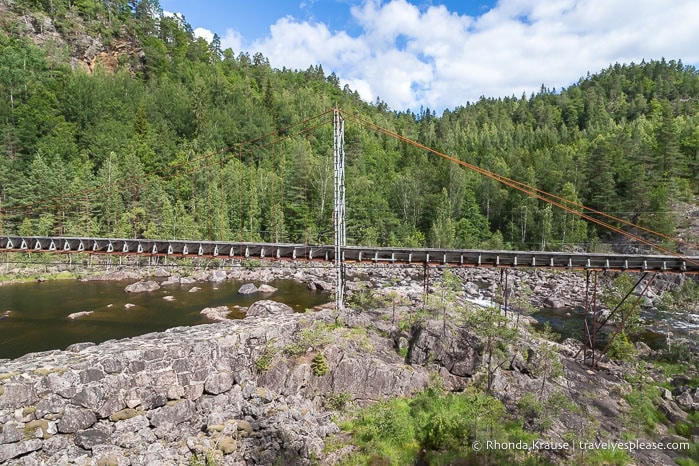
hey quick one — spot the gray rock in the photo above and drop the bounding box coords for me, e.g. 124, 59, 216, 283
246, 300, 294, 318
658, 399, 688, 423
57, 406, 97, 433
149, 400, 196, 428
67, 311, 93, 320
543, 296, 566, 309
89, 271, 142, 281
124, 281, 161, 293
152, 268, 170, 278
258, 284, 278, 294
211, 270, 227, 282
407, 320, 482, 377
200, 306, 231, 322
634, 341, 652, 358
0, 439, 43, 463
65, 342, 96, 352
0, 423, 23, 444
75, 428, 110, 450
0, 383, 37, 408
238, 283, 258, 295
676, 391, 694, 410
204, 372, 234, 395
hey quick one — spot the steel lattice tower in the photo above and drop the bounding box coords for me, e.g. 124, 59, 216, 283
333, 108, 346, 311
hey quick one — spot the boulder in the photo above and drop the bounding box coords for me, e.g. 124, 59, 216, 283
635, 341, 652, 358
160, 276, 180, 286
258, 284, 278, 294
246, 300, 294, 318
676, 391, 695, 410
162, 295, 175, 301
200, 306, 231, 322
407, 320, 482, 377
188, 287, 201, 293
0, 439, 43, 463
543, 296, 566, 309
57, 406, 97, 433
658, 399, 688, 423
125, 281, 160, 293
238, 283, 258, 295
308, 281, 333, 292
211, 270, 227, 282
67, 311, 93, 320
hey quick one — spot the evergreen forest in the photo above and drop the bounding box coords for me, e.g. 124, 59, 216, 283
1, 0, 698, 253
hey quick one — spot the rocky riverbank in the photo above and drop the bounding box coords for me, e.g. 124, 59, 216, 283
1, 257, 698, 464
0, 282, 697, 464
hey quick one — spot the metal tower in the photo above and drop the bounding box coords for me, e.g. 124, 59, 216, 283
333, 108, 346, 311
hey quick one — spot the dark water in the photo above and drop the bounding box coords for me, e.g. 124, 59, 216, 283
532, 306, 668, 349
0, 279, 329, 359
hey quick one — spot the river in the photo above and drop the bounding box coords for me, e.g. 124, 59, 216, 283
0, 279, 329, 359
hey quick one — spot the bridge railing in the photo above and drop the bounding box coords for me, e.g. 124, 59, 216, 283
1, 235, 697, 274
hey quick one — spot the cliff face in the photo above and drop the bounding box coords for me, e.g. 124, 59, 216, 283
0, 0, 143, 74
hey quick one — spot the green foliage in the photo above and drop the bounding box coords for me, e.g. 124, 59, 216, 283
675, 441, 699, 465
254, 344, 277, 373
584, 447, 633, 466
311, 352, 329, 376
326, 391, 353, 411
283, 321, 336, 356
340, 386, 544, 465
607, 332, 637, 362
347, 285, 382, 311
624, 386, 666, 434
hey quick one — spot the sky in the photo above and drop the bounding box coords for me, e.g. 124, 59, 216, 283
160, 0, 699, 113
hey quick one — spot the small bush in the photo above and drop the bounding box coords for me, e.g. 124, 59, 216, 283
625, 387, 666, 434
326, 391, 353, 411
311, 352, 329, 376
607, 332, 637, 362
283, 321, 335, 356
254, 344, 277, 373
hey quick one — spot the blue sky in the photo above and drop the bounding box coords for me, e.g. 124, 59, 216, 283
160, 0, 699, 113
160, 1, 497, 41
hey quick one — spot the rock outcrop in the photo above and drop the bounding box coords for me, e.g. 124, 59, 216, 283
200, 306, 231, 322
0, 308, 429, 465
237, 283, 258, 295
0, 314, 322, 464
124, 281, 160, 293
246, 300, 294, 318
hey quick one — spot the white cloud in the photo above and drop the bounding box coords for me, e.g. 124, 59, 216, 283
235, 0, 699, 112
220, 29, 244, 54
192, 26, 244, 55
193, 27, 214, 43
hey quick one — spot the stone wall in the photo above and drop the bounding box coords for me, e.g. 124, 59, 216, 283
0, 305, 434, 465
0, 313, 331, 465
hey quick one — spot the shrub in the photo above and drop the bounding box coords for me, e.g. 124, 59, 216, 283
326, 392, 353, 411
254, 344, 277, 373
311, 352, 329, 376
607, 332, 637, 362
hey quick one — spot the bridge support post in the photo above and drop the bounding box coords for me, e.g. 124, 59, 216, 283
333, 108, 346, 312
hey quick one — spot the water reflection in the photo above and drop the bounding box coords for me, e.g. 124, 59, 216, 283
0, 279, 329, 359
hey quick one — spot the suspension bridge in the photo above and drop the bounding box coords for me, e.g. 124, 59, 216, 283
1, 108, 698, 365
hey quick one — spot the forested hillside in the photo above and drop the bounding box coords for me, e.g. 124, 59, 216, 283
1, 0, 698, 252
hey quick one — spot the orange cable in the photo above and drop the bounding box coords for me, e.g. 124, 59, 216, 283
344, 111, 699, 267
